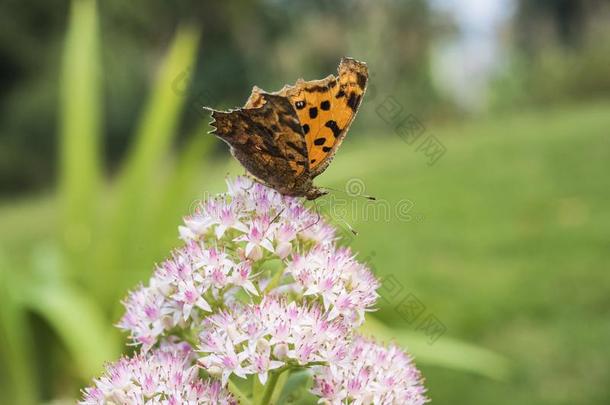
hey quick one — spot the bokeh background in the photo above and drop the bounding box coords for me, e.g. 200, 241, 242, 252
1, 0, 609, 403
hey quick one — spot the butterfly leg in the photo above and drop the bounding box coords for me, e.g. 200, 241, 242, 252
242, 172, 276, 191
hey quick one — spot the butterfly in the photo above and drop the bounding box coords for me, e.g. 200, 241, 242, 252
206, 57, 368, 200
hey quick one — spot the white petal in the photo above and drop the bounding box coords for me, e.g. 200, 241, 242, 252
197, 297, 212, 312
215, 224, 227, 239
269, 360, 284, 370
260, 239, 275, 253
233, 221, 249, 233
178, 225, 195, 241
243, 281, 259, 296
258, 372, 268, 385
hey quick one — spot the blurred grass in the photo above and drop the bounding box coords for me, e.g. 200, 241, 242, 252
360, 316, 510, 381
0, 252, 37, 405
59, 0, 102, 280
93, 24, 201, 306
1, 100, 608, 403
318, 101, 610, 404
0, 1, 210, 402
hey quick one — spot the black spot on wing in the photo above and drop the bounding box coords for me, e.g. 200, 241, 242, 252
324, 120, 341, 138
304, 85, 329, 93
302, 124, 310, 134
335, 89, 346, 99
314, 137, 326, 146
347, 93, 361, 112
356, 72, 367, 90
322, 146, 332, 152
295, 100, 305, 110
320, 100, 330, 110
309, 107, 318, 118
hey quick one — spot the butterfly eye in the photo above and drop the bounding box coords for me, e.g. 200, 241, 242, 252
295, 101, 306, 110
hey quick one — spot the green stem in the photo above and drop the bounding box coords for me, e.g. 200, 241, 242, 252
269, 368, 290, 404
263, 265, 286, 295
227, 379, 252, 405
259, 371, 281, 405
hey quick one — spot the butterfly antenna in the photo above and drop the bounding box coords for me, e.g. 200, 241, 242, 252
327, 207, 359, 236
306, 199, 358, 236
322, 186, 376, 201
262, 208, 285, 238
296, 203, 323, 234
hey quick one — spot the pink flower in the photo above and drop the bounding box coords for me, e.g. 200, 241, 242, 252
210, 200, 249, 238
311, 336, 428, 405
79, 341, 236, 405
233, 216, 275, 259
287, 246, 379, 327
118, 177, 344, 348
198, 297, 349, 384
118, 243, 251, 348
275, 222, 297, 258
231, 262, 259, 296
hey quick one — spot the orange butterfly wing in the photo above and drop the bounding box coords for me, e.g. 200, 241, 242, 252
245, 58, 368, 177
285, 58, 368, 176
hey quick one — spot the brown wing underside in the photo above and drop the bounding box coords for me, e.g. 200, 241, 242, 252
245, 57, 368, 178
208, 93, 309, 192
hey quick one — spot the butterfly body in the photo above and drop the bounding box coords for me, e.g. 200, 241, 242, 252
207, 57, 368, 199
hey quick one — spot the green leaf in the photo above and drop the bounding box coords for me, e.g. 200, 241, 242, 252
360, 316, 511, 380
151, 125, 215, 255
94, 26, 201, 302
252, 374, 264, 403
227, 378, 252, 405
58, 0, 102, 277
26, 283, 120, 379
24, 245, 121, 380
275, 370, 317, 405
0, 252, 38, 405
117, 26, 200, 193
269, 367, 290, 404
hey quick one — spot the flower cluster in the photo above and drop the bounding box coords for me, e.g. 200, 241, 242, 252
312, 336, 428, 405
118, 177, 341, 348
199, 297, 348, 385
79, 341, 236, 405
179, 176, 336, 250
81, 177, 427, 404
118, 177, 372, 348
287, 245, 379, 325
118, 242, 258, 349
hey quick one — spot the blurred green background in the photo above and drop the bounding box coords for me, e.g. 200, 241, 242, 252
1, 0, 609, 403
